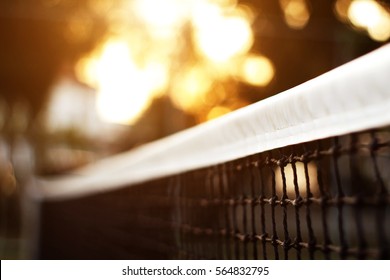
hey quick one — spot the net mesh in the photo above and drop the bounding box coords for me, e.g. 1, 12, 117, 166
39, 126, 390, 259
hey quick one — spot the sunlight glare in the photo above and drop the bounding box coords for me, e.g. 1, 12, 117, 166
209, 0, 238, 7
75, 0, 259, 124
76, 39, 160, 125
143, 61, 170, 98
194, 11, 254, 62
132, 0, 189, 37
96, 40, 154, 125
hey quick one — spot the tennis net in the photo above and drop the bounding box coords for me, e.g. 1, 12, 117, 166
34, 44, 390, 259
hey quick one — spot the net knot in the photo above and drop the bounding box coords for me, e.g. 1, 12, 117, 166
287, 154, 296, 164
292, 237, 302, 250
329, 143, 341, 157
369, 136, 379, 151
300, 152, 310, 163
282, 238, 292, 250
241, 196, 250, 206
276, 157, 288, 167
269, 196, 278, 206
271, 235, 279, 246
280, 194, 289, 206
245, 197, 255, 205
313, 148, 321, 160
244, 234, 253, 242
259, 195, 265, 205
259, 233, 268, 241
319, 195, 329, 207
235, 233, 245, 241
292, 195, 303, 207
308, 237, 317, 250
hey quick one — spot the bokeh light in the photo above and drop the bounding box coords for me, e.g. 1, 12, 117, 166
74, 0, 260, 125
280, 0, 311, 29
206, 106, 232, 120
348, 0, 390, 41
334, 0, 352, 20
132, 0, 189, 38
194, 10, 254, 62
170, 65, 214, 113
72, 0, 387, 128
239, 55, 275, 87
76, 38, 163, 125
335, 0, 390, 42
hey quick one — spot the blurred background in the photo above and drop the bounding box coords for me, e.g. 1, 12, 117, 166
0, 0, 389, 258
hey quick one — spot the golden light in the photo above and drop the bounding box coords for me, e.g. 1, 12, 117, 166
42, 0, 61, 8
275, 162, 320, 198
367, 16, 390, 41
201, 82, 228, 106
75, 38, 163, 125
75, 56, 99, 88
87, 0, 114, 16
348, 0, 381, 28
209, 0, 238, 7
334, 0, 352, 20
64, 15, 92, 44
280, 0, 311, 29
194, 11, 254, 63
74, 0, 259, 125
132, 0, 189, 38
207, 106, 232, 120
348, 0, 390, 41
240, 55, 275, 87
96, 40, 154, 125
142, 60, 170, 98
170, 66, 213, 112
